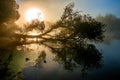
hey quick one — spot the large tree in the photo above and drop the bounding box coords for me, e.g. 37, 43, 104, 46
52, 3, 105, 41
25, 3, 105, 42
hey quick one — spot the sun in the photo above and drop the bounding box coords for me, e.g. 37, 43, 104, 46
25, 8, 44, 22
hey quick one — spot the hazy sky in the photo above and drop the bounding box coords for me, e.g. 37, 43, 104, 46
74, 0, 120, 17
16, 0, 120, 23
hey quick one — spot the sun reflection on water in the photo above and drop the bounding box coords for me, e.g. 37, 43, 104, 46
16, 44, 58, 71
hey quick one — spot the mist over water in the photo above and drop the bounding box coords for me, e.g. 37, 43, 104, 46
0, 0, 120, 80
0, 38, 120, 80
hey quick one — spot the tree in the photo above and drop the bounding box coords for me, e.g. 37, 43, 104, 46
0, 0, 20, 23
41, 3, 105, 42
24, 19, 45, 34
0, 0, 20, 37
0, 2, 105, 80
20, 3, 105, 44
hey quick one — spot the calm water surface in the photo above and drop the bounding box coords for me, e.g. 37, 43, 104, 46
0, 40, 120, 80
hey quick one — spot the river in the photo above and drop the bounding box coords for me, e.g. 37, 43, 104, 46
0, 39, 120, 80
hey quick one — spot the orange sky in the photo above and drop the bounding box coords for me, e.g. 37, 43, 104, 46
16, 0, 120, 26
16, 0, 72, 25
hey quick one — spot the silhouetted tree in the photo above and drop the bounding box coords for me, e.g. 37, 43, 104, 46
0, 0, 20, 37
24, 19, 45, 34
0, 0, 20, 23
44, 3, 105, 42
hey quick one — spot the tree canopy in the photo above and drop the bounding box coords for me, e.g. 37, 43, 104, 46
0, 0, 20, 23
0, 0, 20, 37
50, 3, 105, 41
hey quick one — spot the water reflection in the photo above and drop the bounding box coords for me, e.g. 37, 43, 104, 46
35, 51, 47, 68
0, 39, 102, 80
0, 46, 22, 80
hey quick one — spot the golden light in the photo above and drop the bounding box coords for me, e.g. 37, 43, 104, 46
28, 30, 40, 36
25, 8, 44, 22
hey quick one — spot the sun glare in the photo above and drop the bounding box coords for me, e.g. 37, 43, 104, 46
25, 8, 44, 22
